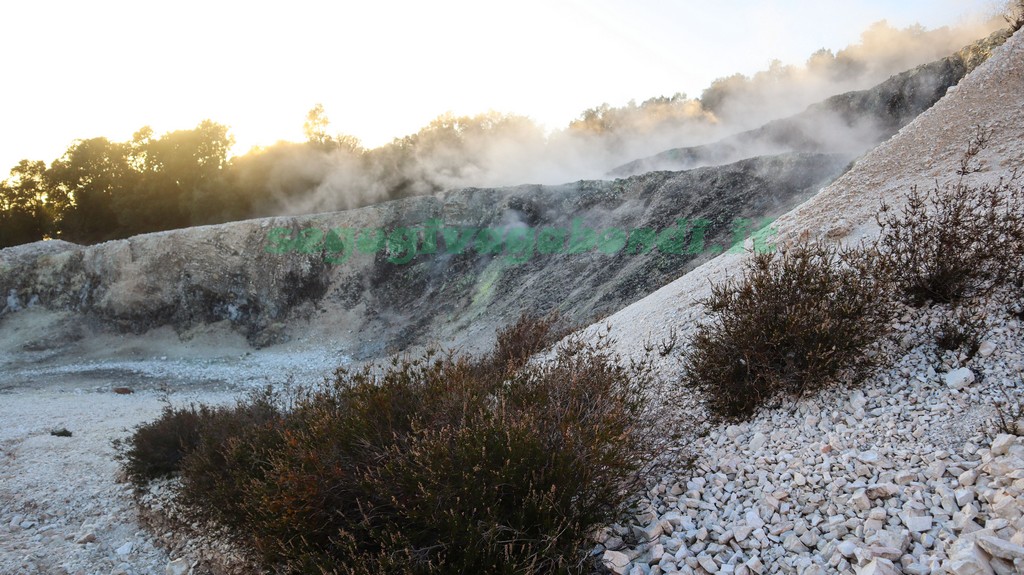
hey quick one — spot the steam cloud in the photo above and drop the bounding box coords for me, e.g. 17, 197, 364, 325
247, 17, 1004, 217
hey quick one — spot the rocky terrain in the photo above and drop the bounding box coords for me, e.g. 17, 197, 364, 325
0, 152, 847, 366
583, 25, 1024, 575
1, 24, 1023, 575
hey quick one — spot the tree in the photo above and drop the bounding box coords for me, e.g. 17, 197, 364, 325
304, 103, 332, 147
0, 160, 52, 247
114, 121, 235, 232
47, 137, 132, 243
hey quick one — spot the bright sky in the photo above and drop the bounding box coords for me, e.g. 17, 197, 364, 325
0, 0, 1000, 173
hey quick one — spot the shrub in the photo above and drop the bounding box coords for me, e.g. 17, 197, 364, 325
874, 139, 1024, 306
935, 307, 984, 360
484, 311, 573, 374
175, 387, 284, 529
993, 386, 1024, 436
115, 403, 204, 485
684, 240, 891, 419
121, 332, 675, 574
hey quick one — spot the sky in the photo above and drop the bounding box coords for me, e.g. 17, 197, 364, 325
0, 0, 1001, 173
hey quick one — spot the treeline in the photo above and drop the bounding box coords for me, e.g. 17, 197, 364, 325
0, 102, 708, 249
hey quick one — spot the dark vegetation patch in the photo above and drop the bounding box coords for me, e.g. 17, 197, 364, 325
686, 132, 1024, 420
118, 316, 680, 574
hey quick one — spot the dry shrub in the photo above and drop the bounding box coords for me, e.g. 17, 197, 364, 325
993, 385, 1024, 436
116, 403, 204, 485
935, 307, 984, 360
120, 326, 675, 574
684, 240, 891, 419
874, 135, 1024, 306
485, 311, 573, 374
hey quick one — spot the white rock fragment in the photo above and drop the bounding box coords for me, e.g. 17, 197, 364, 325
855, 558, 900, 575
115, 541, 134, 556
745, 509, 764, 530
975, 535, 1024, 562
603, 550, 631, 575
749, 432, 767, 452
165, 558, 190, 575
943, 367, 975, 390
902, 515, 933, 533
990, 435, 1016, 457
977, 341, 996, 358
866, 484, 899, 500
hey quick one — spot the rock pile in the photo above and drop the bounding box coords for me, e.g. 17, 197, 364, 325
598, 303, 1024, 575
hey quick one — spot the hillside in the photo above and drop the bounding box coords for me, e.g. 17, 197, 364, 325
610, 29, 1011, 178
575, 26, 1024, 575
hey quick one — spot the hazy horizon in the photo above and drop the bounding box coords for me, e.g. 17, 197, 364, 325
0, 0, 1003, 173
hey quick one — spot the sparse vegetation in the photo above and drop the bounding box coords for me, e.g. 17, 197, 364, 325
874, 133, 1024, 306
659, 327, 678, 357
118, 319, 678, 574
685, 130, 1024, 421
935, 307, 984, 360
993, 385, 1024, 436
684, 240, 891, 419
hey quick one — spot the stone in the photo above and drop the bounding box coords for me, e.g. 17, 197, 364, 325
165, 558, 190, 575
978, 341, 996, 358
836, 540, 858, 558
850, 390, 867, 409
948, 539, 995, 575
903, 515, 933, 533
865, 484, 899, 500
858, 451, 880, 464
697, 555, 719, 573
990, 435, 1016, 457
989, 557, 1015, 575
603, 550, 631, 575
749, 433, 767, 452
75, 532, 96, 544
854, 558, 899, 575
634, 522, 663, 542
745, 509, 764, 530
956, 488, 976, 508
943, 368, 976, 390
894, 471, 916, 485
734, 525, 753, 542
975, 536, 1024, 562
851, 490, 871, 511
115, 542, 133, 556
783, 534, 808, 552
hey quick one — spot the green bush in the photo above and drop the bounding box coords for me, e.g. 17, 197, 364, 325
120, 323, 674, 574
684, 240, 891, 419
